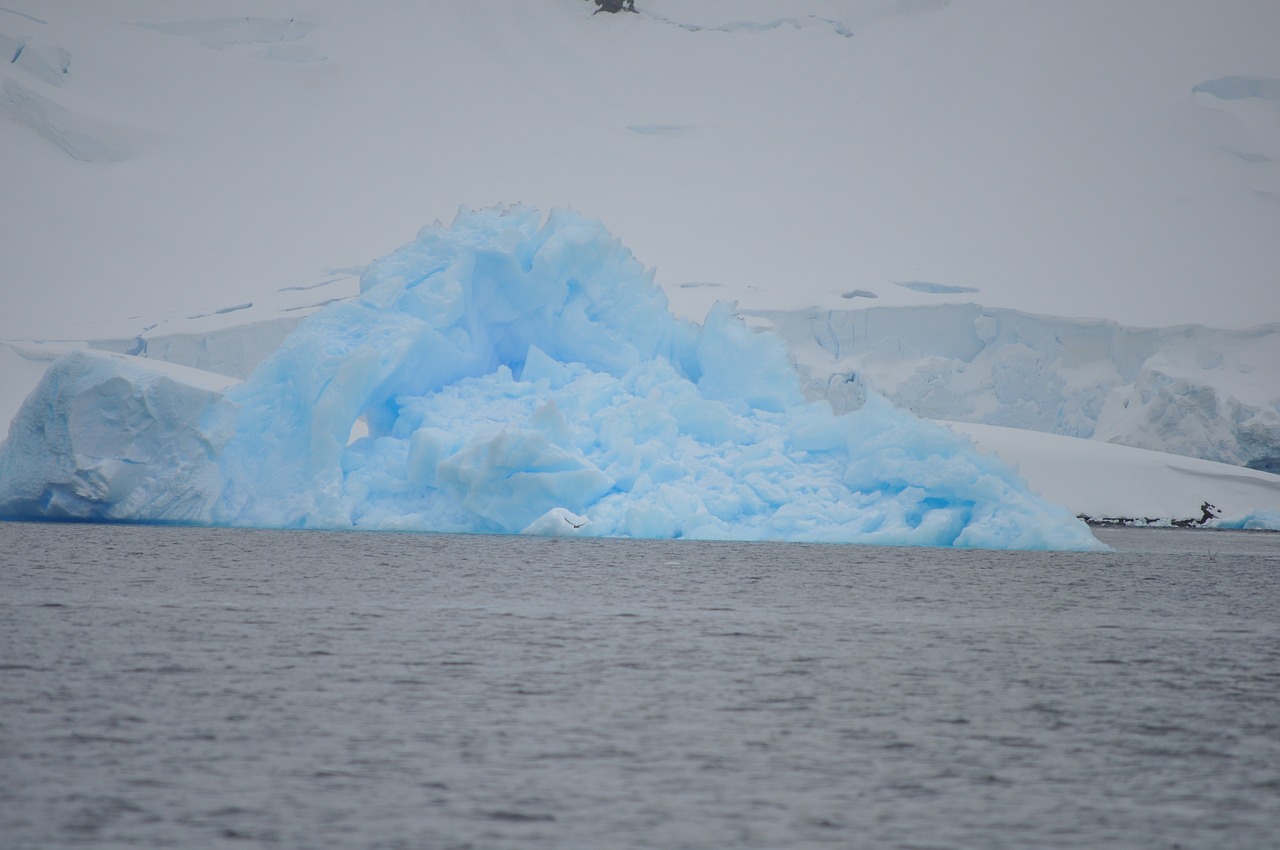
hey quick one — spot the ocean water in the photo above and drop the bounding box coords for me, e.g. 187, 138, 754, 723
1, 521, 1277, 850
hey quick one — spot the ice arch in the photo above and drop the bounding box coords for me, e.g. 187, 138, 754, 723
213, 206, 1099, 549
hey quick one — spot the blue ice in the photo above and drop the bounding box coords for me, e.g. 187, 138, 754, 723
0, 207, 1102, 549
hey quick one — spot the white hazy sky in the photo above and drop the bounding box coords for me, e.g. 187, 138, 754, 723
1, 0, 1278, 340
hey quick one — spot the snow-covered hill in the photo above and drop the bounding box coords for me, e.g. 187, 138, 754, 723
2, 1, 1277, 340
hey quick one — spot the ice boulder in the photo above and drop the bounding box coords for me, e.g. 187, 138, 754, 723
0, 350, 236, 522
0, 207, 1104, 550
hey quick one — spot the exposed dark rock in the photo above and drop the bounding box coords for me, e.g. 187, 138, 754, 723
590, 0, 636, 14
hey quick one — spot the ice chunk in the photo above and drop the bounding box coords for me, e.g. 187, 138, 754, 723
521, 507, 592, 536
1221, 511, 1280, 532
436, 428, 613, 533
0, 350, 235, 522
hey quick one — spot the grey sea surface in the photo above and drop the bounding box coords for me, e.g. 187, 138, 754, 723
1, 521, 1277, 849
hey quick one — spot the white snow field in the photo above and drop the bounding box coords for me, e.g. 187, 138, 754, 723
1, 2, 1278, 536
944, 421, 1280, 530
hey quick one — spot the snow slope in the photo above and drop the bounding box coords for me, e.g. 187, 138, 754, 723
944, 421, 1280, 528
2, 0, 1278, 342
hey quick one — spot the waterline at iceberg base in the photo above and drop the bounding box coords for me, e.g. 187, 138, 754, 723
0, 207, 1102, 550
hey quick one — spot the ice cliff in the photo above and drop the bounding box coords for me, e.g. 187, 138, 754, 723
747, 306, 1280, 474
0, 207, 1102, 550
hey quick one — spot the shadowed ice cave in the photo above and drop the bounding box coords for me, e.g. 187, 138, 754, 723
0, 207, 1102, 549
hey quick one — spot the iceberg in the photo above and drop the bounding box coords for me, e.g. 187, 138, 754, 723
0, 349, 235, 521
0, 207, 1103, 550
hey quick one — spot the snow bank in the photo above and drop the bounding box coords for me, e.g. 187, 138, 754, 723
0, 208, 1102, 550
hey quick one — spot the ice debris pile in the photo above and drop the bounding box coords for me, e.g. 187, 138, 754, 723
0, 207, 1103, 549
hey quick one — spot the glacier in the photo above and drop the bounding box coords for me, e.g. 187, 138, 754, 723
746, 305, 1280, 474
0, 207, 1103, 550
